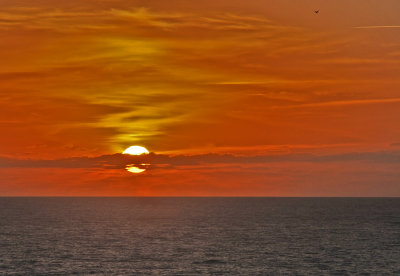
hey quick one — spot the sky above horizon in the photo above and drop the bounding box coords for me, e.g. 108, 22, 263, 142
1, 0, 400, 196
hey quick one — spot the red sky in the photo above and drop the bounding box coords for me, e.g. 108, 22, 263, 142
1, 0, 400, 196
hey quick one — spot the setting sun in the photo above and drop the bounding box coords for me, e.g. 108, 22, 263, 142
1, 0, 399, 274
122, 146, 149, 155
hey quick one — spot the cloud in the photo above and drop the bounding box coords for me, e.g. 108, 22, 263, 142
0, 6, 284, 34
354, 26, 400, 29
273, 98, 400, 109
2, 1, 400, 158
2, 150, 400, 170
318, 58, 400, 65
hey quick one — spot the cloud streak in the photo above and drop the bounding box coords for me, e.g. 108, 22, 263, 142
2, 150, 400, 170
354, 26, 400, 29
273, 98, 400, 109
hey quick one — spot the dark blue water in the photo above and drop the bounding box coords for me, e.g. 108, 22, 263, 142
0, 198, 399, 275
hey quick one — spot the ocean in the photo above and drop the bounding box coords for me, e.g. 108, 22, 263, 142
0, 198, 399, 275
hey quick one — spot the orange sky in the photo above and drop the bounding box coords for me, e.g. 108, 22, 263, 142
1, 0, 400, 196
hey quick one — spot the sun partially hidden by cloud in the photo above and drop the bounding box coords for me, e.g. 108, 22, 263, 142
122, 146, 150, 172
1, 0, 400, 195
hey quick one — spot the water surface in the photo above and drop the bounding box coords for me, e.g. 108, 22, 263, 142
0, 198, 399, 275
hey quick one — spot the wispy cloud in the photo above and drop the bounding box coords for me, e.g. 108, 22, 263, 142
0, 6, 284, 33
354, 26, 400, 29
274, 98, 400, 109
1, 1, 400, 160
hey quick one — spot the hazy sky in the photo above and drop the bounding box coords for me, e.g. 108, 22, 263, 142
1, 0, 400, 196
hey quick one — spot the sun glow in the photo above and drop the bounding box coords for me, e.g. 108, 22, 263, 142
122, 146, 149, 155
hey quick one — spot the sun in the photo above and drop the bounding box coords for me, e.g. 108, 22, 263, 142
122, 146, 149, 155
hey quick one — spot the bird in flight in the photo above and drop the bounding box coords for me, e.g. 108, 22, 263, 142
314, 10, 319, 14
